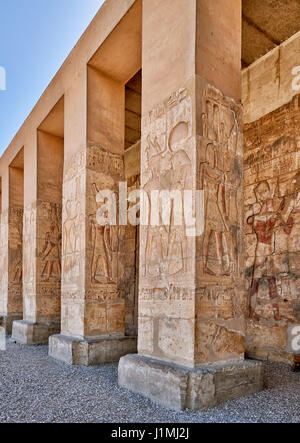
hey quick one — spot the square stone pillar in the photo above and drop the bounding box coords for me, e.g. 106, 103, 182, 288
0, 157, 24, 334
12, 126, 64, 345
118, 0, 263, 410
49, 67, 137, 365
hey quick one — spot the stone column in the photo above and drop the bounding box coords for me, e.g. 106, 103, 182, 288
12, 128, 64, 345
0, 156, 24, 334
49, 67, 137, 365
118, 0, 263, 411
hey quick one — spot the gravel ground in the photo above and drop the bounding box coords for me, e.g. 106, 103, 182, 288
0, 341, 299, 423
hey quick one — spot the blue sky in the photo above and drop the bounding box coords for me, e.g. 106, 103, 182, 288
0, 0, 104, 154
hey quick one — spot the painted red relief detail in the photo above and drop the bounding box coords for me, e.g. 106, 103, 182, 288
245, 95, 300, 330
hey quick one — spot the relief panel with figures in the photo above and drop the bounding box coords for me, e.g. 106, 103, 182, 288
244, 95, 300, 359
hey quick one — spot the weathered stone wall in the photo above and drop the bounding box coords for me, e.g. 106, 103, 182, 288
0, 210, 9, 315
139, 80, 245, 367
85, 142, 125, 338
8, 207, 23, 315
195, 82, 246, 365
0, 161, 24, 325
243, 31, 300, 124
139, 84, 196, 367
243, 30, 300, 363
0, 209, 22, 316
61, 146, 86, 337
59, 65, 140, 341
244, 95, 300, 363
36, 131, 63, 323
23, 202, 36, 322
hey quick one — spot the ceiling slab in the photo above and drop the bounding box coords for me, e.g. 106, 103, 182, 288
38, 97, 64, 138
242, 0, 300, 66
10, 147, 24, 170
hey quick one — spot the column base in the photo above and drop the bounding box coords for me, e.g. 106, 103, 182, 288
11, 320, 61, 345
0, 315, 23, 335
49, 334, 137, 366
246, 347, 294, 365
118, 354, 264, 411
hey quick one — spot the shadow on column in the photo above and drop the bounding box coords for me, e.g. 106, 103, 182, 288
0, 150, 24, 334
12, 98, 64, 345
49, 1, 142, 365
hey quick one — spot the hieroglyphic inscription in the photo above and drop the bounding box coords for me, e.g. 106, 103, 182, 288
245, 95, 300, 354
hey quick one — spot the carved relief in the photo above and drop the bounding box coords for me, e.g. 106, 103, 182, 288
141, 87, 194, 282
10, 210, 23, 284
22, 201, 62, 320
247, 174, 300, 324
199, 86, 243, 280
139, 84, 245, 366
63, 148, 85, 291
0, 208, 24, 314
40, 203, 62, 282
87, 144, 124, 178
23, 205, 36, 290
62, 162, 85, 287
247, 181, 282, 321
140, 286, 194, 302
244, 95, 300, 345
0, 211, 8, 313
89, 183, 116, 284
63, 199, 80, 279
8, 208, 23, 312
199, 143, 230, 276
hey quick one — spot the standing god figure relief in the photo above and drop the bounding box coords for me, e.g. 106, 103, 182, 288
41, 204, 62, 281
201, 87, 242, 279
63, 198, 83, 282
144, 121, 192, 278
247, 181, 282, 321
90, 183, 114, 284
200, 143, 230, 276
13, 221, 23, 284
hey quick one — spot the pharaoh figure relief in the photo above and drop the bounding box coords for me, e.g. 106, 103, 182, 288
11, 214, 23, 285
247, 171, 300, 323
199, 143, 230, 276
90, 183, 114, 284
40, 203, 62, 282
200, 85, 243, 279
63, 175, 84, 284
4, 208, 23, 289
142, 88, 193, 280
247, 181, 282, 321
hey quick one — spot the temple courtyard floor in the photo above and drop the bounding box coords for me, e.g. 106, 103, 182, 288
0, 341, 299, 423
